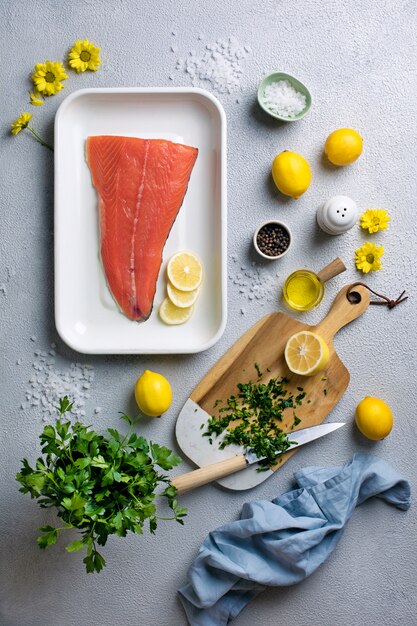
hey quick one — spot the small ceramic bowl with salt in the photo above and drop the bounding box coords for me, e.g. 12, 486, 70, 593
257, 72, 312, 121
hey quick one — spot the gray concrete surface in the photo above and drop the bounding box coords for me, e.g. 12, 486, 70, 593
1, 1, 416, 625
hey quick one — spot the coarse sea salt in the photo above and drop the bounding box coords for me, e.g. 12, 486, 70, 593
21, 345, 95, 420
263, 79, 306, 118
229, 256, 280, 312
175, 36, 250, 94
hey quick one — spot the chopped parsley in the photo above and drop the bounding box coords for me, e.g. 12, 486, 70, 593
203, 376, 307, 467
292, 415, 301, 429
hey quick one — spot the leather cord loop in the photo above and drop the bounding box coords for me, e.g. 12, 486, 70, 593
347, 282, 408, 309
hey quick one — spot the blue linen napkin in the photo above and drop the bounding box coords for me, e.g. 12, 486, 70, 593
178, 453, 411, 626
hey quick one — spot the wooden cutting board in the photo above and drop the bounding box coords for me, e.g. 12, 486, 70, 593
175, 284, 370, 490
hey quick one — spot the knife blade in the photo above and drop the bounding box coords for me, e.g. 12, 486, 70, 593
172, 419, 345, 494
243, 421, 345, 464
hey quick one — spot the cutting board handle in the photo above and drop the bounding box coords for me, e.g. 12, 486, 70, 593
315, 283, 370, 342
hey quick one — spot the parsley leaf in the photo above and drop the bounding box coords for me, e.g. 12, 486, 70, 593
150, 443, 182, 471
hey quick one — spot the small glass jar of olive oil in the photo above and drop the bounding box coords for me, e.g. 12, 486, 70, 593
283, 258, 346, 311
283, 270, 324, 311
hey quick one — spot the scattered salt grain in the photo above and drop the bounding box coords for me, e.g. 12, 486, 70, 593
263, 79, 306, 118
175, 36, 251, 94
21, 344, 94, 420
95, 407, 102, 414
0, 284, 7, 296
170, 45, 177, 53
30, 335, 37, 342
229, 255, 280, 306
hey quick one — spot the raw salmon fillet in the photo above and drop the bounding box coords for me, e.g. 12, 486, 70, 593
86, 136, 198, 321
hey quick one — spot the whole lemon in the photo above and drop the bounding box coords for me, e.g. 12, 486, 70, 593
135, 370, 172, 417
355, 396, 393, 440
324, 128, 363, 166
271, 151, 312, 199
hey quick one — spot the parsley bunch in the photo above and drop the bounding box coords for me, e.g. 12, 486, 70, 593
16, 397, 186, 573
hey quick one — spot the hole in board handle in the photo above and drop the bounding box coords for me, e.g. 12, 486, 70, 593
347, 291, 362, 304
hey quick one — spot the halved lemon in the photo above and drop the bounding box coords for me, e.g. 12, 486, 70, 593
159, 298, 195, 325
167, 251, 203, 292
167, 281, 201, 308
284, 331, 329, 376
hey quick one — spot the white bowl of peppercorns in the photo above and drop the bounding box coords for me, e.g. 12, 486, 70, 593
253, 220, 292, 260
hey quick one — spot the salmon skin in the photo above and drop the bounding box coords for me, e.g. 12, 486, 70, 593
86, 136, 198, 321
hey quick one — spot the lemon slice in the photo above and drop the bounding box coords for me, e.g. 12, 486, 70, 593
159, 298, 194, 325
167, 251, 203, 292
284, 331, 329, 376
167, 281, 201, 308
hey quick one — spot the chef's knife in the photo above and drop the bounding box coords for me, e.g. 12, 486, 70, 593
171, 421, 345, 494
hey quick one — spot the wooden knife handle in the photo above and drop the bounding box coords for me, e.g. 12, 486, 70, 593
170, 455, 247, 494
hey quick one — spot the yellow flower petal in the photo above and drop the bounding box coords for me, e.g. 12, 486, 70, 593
29, 90, 44, 106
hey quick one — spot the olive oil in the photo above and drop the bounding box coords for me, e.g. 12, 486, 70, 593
283, 270, 324, 311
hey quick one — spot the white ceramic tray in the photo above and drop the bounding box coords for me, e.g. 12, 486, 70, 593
54, 88, 227, 354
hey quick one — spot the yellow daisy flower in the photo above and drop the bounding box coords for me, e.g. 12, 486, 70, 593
29, 89, 44, 106
360, 209, 390, 234
10, 112, 53, 150
32, 60, 68, 96
11, 112, 33, 135
68, 39, 101, 72
355, 242, 384, 273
